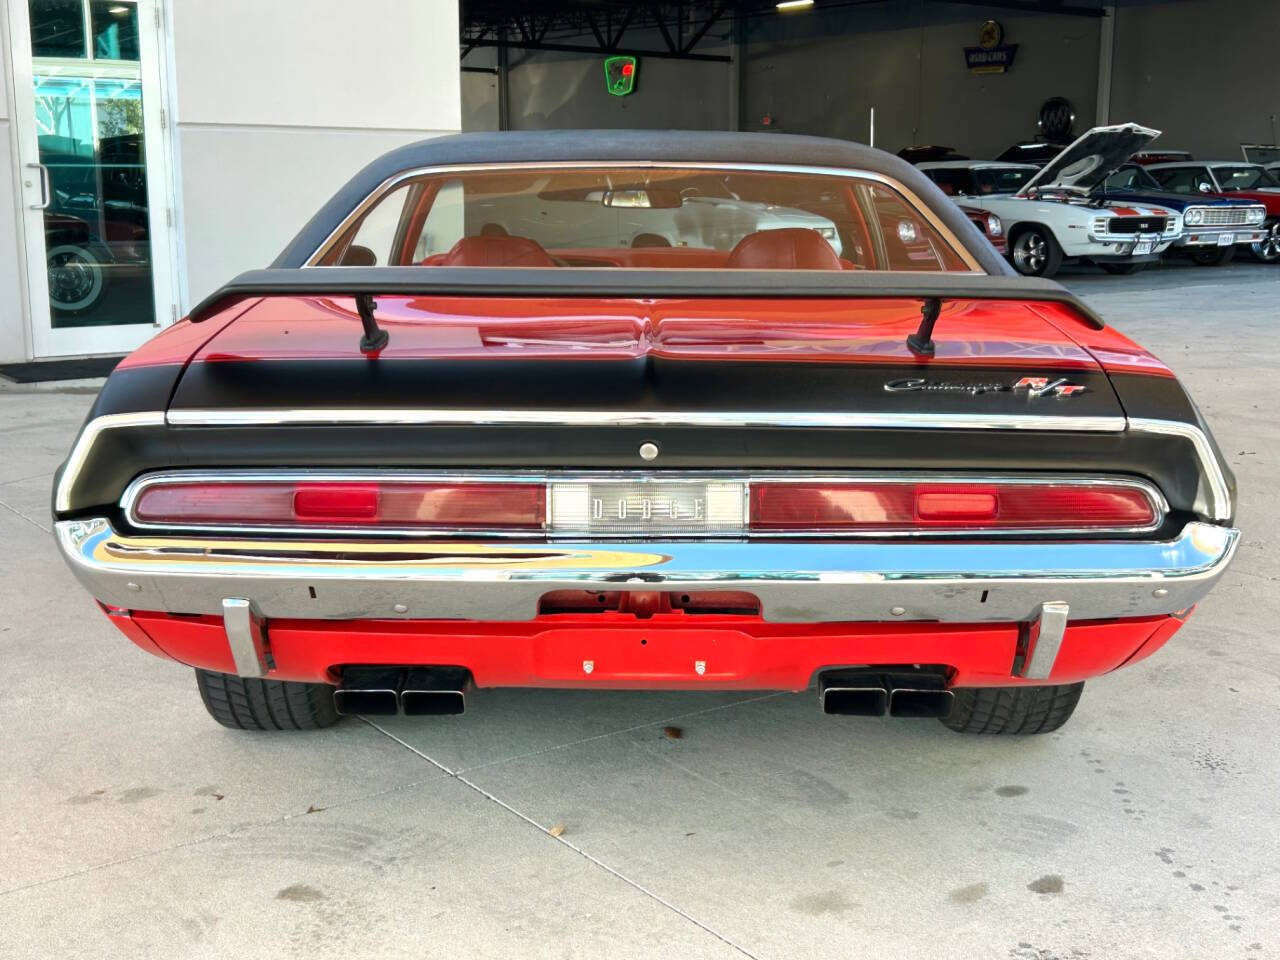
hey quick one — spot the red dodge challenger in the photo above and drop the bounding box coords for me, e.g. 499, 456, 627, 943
53, 131, 1237, 735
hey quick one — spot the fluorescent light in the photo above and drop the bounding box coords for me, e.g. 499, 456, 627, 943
776, 0, 815, 9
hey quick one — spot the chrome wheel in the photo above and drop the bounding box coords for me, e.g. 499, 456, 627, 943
1252, 222, 1280, 263
46, 243, 106, 313
1012, 232, 1046, 274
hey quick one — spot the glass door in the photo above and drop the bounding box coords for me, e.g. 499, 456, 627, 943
9, 0, 176, 358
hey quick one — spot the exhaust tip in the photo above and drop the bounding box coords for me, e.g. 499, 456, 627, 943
333, 688, 400, 716
401, 666, 470, 716
888, 688, 955, 719
820, 685, 889, 717
334, 666, 404, 716
401, 690, 466, 716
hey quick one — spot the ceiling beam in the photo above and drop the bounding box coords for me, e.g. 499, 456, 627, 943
926, 0, 1105, 17
461, 37, 733, 62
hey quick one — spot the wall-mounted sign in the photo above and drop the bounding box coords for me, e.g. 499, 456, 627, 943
605, 56, 637, 96
964, 20, 1017, 74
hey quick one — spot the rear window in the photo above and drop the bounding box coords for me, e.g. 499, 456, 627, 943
318, 166, 971, 272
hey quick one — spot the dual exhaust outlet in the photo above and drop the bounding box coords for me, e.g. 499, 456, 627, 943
334, 666, 470, 717
819, 669, 955, 719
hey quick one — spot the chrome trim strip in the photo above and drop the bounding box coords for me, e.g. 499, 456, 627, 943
165, 408, 1128, 432
221, 598, 270, 678
1128, 418, 1232, 521
54, 412, 166, 513
304, 160, 985, 273
1023, 600, 1070, 680
119, 469, 1168, 539
55, 518, 1238, 625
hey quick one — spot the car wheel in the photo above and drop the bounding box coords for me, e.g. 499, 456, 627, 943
1098, 261, 1147, 275
195, 668, 342, 730
941, 682, 1084, 735
1251, 220, 1280, 263
1009, 226, 1063, 278
1189, 245, 1235, 267
47, 243, 108, 315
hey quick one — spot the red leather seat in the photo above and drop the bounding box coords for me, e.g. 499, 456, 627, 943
439, 235, 556, 267
726, 228, 843, 270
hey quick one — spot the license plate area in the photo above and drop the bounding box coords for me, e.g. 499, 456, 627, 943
548, 479, 746, 537
1133, 241, 1153, 255
1217, 232, 1234, 246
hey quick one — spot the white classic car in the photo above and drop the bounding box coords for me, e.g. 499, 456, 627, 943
454, 174, 844, 258
919, 124, 1181, 277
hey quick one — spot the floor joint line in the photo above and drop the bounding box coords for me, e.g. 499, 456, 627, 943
363, 717, 762, 959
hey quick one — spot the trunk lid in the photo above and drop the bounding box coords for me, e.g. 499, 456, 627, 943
168, 295, 1125, 426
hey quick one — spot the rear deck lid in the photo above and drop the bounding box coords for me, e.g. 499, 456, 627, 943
167, 295, 1126, 426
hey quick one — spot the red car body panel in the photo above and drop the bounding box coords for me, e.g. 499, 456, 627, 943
107, 606, 1189, 691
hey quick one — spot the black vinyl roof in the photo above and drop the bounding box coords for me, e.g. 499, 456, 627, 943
271, 129, 1013, 276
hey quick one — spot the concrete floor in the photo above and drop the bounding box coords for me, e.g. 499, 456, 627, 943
1, 261, 1277, 959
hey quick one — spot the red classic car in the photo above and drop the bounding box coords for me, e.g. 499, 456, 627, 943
959, 204, 1006, 253
1145, 161, 1280, 262
53, 132, 1237, 736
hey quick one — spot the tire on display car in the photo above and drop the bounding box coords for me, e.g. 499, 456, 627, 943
195, 669, 342, 731
1098, 261, 1147, 275
46, 242, 108, 315
1008, 224, 1063, 278
942, 682, 1084, 735
1189, 245, 1235, 267
1252, 220, 1280, 263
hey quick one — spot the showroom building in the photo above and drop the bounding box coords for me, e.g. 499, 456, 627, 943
0, 0, 461, 364
0, 0, 1275, 365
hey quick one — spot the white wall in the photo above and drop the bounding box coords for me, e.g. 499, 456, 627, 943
0, 1, 30, 362
169, 0, 462, 306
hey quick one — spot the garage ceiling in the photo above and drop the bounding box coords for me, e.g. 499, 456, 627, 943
459, 0, 1108, 67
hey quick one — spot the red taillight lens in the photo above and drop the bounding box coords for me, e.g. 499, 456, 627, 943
749, 482, 1155, 531
134, 481, 546, 530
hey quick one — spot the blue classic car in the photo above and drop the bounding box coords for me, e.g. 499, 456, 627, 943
1096, 164, 1267, 266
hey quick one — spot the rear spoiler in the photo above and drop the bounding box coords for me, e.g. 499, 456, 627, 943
188, 266, 1105, 330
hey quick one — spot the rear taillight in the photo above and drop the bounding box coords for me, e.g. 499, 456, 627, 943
749, 482, 1157, 531
128, 477, 1158, 535
133, 481, 546, 530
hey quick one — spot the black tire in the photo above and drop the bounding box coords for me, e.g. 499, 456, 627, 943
195, 669, 341, 730
1189, 245, 1235, 267
941, 682, 1084, 735
1008, 226, 1063, 278
1098, 261, 1147, 275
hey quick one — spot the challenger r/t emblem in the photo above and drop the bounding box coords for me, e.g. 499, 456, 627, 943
1012, 377, 1087, 397
884, 376, 1087, 397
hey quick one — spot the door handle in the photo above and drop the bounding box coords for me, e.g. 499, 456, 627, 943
26, 162, 50, 210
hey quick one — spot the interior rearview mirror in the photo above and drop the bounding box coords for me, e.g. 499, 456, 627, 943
602, 188, 682, 209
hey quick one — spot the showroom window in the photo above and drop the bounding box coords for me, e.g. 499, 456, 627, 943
29, 0, 140, 61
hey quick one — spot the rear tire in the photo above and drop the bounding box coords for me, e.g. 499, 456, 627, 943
1098, 261, 1146, 275
1189, 245, 1235, 267
941, 682, 1084, 735
195, 669, 341, 730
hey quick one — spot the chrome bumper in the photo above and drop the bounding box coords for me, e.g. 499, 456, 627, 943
1176, 229, 1266, 246
56, 518, 1238, 625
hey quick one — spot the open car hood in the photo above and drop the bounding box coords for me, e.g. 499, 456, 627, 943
1017, 123, 1161, 197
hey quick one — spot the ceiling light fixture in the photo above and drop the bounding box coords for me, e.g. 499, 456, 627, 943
776, 0, 815, 9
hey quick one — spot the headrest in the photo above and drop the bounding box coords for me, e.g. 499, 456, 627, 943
440, 235, 555, 267
726, 228, 843, 270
